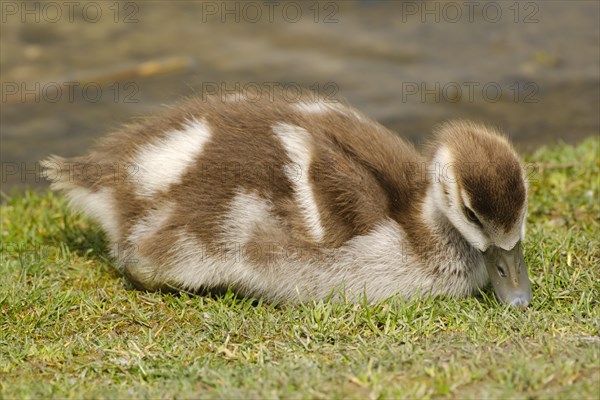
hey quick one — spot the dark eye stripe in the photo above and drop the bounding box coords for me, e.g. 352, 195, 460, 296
455, 181, 483, 227
464, 206, 482, 227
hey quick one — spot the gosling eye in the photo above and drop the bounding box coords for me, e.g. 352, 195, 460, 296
464, 206, 482, 226
497, 265, 507, 278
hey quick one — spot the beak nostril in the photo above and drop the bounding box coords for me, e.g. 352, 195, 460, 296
497, 265, 507, 278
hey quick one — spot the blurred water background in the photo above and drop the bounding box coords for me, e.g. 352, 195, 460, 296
1, 0, 598, 192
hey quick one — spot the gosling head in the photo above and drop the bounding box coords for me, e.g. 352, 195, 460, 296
430, 121, 531, 308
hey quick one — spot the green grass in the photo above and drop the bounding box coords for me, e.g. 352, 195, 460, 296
1, 138, 599, 399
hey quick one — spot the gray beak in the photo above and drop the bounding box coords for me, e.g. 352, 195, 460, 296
483, 241, 532, 308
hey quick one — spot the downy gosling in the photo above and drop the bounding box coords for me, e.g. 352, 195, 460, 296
43, 94, 532, 307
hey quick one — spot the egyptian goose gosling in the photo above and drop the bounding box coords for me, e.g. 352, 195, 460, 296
43, 94, 532, 307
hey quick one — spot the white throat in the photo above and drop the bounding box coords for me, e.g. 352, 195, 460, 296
421, 184, 488, 289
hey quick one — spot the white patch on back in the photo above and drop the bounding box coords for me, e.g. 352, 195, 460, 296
327, 102, 366, 122
272, 123, 325, 243
220, 190, 277, 244
293, 100, 369, 123
293, 101, 331, 114
155, 190, 280, 295
129, 202, 174, 246
65, 186, 120, 242
133, 119, 211, 198
292, 101, 367, 123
